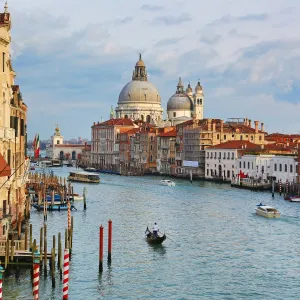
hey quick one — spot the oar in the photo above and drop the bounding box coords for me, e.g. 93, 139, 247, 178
165, 235, 180, 246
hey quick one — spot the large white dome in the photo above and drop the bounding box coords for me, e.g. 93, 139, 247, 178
167, 93, 193, 110
118, 80, 161, 105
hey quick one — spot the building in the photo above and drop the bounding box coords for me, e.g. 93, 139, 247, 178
46, 125, 85, 161
115, 54, 163, 124
167, 78, 204, 125
156, 128, 176, 174
91, 118, 136, 171
205, 141, 260, 181
0, 3, 29, 239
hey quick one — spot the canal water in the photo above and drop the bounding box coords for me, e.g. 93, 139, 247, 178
4, 167, 300, 299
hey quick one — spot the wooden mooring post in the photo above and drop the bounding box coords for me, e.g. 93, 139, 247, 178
108, 219, 112, 264
99, 225, 103, 272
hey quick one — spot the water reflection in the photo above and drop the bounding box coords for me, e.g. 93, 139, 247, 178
148, 244, 166, 256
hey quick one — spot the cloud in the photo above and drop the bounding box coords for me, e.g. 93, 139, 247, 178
152, 13, 192, 25
114, 17, 133, 25
154, 37, 182, 47
140, 4, 164, 11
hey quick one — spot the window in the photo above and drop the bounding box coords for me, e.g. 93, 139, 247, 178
274, 164, 277, 171
124, 115, 128, 119
150, 145, 153, 151
285, 164, 287, 172
197, 99, 200, 105
21, 119, 25, 136
150, 155, 153, 162
200, 99, 202, 105
243, 162, 245, 168
279, 164, 282, 172
248, 162, 250, 169
224, 135, 227, 140
227, 170, 230, 178
259, 136, 262, 141
239, 161, 241, 168
251, 136, 254, 141
173, 112, 176, 117
240, 135, 243, 140
223, 152, 226, 159
290, 165, 293, 173
214, 152, 216, 159
217, 134, 220, 139
207, 169, 209, 176
231, 153, 234, 160
57, 140, 60, 145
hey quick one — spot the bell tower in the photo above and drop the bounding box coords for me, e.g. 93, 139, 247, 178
192, 80, 204, 120
52, 124, 64, 146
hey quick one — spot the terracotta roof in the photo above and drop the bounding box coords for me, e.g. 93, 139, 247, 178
158, 129, 177, 137
207, 140, 259, 150
93, 118, 135, 127
122, 128, 140, 135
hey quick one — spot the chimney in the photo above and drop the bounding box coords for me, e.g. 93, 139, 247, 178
212, 122, 216, 132
244, 118, 248, 126
220, 120, 224, 132
248, 119, 252, 127
254, 121, 259, 133
261, 122, 264, 132
207, 119, 212, 131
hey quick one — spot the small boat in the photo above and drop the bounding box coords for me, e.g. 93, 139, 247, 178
160, 179, 175, 186
289, 197, 300, 203
68, 171, 100, 183
85, 167, 97, 172
72, 194, 84, 201
256, 203, 280, 218
32, 203, 77, 211
145, 227, 166, 245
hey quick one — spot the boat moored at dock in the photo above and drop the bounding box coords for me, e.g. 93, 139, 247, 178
68, 171, 100, 183
160, 179, 176, 186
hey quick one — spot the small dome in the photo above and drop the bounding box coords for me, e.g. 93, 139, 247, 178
167, 94, 193, 110
195, 80, 203, 93
186, 82, 193, 94
135, 53, 145, 67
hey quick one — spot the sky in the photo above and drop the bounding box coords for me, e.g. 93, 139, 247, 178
6, 0, 300, 140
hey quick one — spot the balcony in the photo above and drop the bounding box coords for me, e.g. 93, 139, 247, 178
0, 127, 15, 141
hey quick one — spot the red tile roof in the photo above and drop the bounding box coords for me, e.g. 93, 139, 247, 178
208, 140, 259, 150
93, 118, 135, 127
158, 129, 177, 137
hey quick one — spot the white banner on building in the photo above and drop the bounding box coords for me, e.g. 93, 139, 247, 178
183, 160, 199, 167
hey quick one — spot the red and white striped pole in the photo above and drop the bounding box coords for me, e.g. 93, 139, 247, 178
279, 179, 282, 196
0, 264, 4, 300
286, 179, 289, 195
32, 250, 40, 300
63, 249, 70, 300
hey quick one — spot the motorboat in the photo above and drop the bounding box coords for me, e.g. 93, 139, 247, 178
256, 203, 280, 218
160, 179, 175, 186
68, 171, 100, 183
288, 197, 300, 203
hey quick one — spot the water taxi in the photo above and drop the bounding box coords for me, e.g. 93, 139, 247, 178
160, 179, 176, 186
256, 204, 280, 218
68, 171, 100, 183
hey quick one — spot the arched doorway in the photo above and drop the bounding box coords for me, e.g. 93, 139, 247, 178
124, 115, 128, 119
59, 151, 64, 160
72, 151, 76, 160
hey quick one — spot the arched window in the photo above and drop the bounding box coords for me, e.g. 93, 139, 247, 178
57, 140, 60, 145
290, 165, 293, 173
173, 112, 176, 117
248, 162, 250, 169
243, 162, 245, 168
197, 99, 200, 105
279, 164, 282, 172
240, 135, 243, 140
72, 151, 76, 160
285, 164, 287, 172
251, 135, 254, 141
274, 164, 277, 171
239, 161, 241, 168
150, 155, 153, 162
124, 115, 128, 119
200, 99, 202, 105
217, 134, 220, 139
141, 115, 144, 121
146, 115, 151, 123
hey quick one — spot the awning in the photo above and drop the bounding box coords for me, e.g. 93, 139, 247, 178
0, 153, 11, 177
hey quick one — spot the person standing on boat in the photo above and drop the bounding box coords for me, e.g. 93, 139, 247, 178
153, 222, 159, 237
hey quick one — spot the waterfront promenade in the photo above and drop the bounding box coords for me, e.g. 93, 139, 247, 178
3, 167, 300, 299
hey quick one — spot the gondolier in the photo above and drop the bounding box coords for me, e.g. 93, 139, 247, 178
153, 222, 159, 237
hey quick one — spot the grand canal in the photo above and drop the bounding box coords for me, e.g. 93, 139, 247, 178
4, 167, 300, 299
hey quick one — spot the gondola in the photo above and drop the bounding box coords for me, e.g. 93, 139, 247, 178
145, 226, 166, 245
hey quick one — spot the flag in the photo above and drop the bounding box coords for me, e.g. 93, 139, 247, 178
32, 134, 37, 152
35, 134, 40, 158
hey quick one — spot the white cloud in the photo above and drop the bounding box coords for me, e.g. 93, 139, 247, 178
5, 0, 300, 138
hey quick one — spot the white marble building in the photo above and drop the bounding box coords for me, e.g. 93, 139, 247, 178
115, 54, 163, 124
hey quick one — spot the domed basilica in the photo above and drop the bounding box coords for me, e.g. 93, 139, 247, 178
115, 54, 163, 124
114, 55, 204, 126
